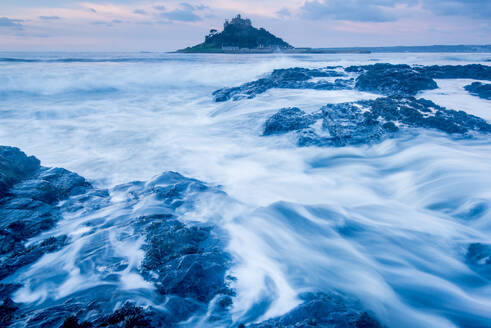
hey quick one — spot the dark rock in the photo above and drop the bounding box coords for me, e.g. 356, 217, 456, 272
346, 64, 438, 96
263, 96, 491, 147
359, 97, 491, 134
416, 64, 491, 80
0, 235, 68, 280
0, 146, 93, 281
139, 217, 233, 304
0, 298, 18, 326
263, 107, 319, 136
216, 63, 491, 102
213, 67, 349, 102
62, 316, 93, 328
464, 82, 491, 100
249, 292, 381, 328
0, 284, 21, 300
99, 302, 151, 328
0, 146, 235, 327
0, 146, 40, 198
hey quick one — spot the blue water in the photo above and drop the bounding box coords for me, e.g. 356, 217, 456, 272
1, 52, 490, 327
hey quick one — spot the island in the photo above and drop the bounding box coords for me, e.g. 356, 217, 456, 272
177, 15, 295, 53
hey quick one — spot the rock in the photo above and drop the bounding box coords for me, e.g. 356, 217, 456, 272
346, 64, 438, 96
98, 302, 152, 327
263, 107, 319, 136
416, 64, 491, 80
61, 316, 92, 328
0, 146, 93, 282
0, 298, 18, 326
0, 146, 40, 198
464, 82, 491, 100
248, 292, 382, 328
139, 217, 232, 303
262, 96, 491, 147
0, 235, 68, 280
215, 63, 491, 102
213, 67, 349, 102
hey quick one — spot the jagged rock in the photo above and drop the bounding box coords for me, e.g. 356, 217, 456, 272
416, 64, 491, 80
248, 292, 381, 328
215, 63, 491, 102
464, 82, 491, 100
346, 64, 438, 96
98, 302, 152, 327
0, 235, 68, 280
213, 67, 348, 102
263, 107, 319, 136
5, 167, 233, 328
0, 146, 40, 198
0, 146, 93, 283
263, 96, 491, 147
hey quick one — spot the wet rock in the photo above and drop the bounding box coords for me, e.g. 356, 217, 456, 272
464, 82, 491, 100
139, 216, 233, 304
62, 316, 93, 328
1, 147, 234, 327
346, 64, 438, 96
0, 235, 68, 280
0, 146, 40, 198
416, 64, 491, 80
0, 298, 18, 326
99, 302, 152, 327
213, 67, 349, 102
263, 96, 491, 147
249, 292, 381, 328
263, 107, 319, 136
357, 96, 491, 134
0, 146, 92, 281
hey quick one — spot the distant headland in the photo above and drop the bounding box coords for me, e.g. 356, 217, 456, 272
176, 15, 491, 54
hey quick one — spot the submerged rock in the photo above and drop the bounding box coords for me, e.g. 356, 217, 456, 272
249, 292, 382, 328
263, 107, 319, 136
263, 96, 491, 147
213, 67, 349, 102
464, 82, 491, 100
346, 63, 438, 96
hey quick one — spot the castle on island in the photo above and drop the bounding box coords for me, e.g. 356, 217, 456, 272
224, 15, 252, 29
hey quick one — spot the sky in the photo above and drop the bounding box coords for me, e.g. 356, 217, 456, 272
0, 0, 490, 51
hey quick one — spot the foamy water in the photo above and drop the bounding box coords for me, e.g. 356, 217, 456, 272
1, 52, 490, 327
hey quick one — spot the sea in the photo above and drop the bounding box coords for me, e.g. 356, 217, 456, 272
0, 52, 490, 327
